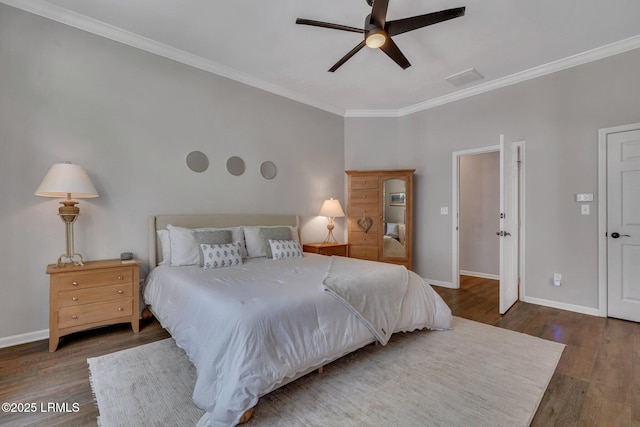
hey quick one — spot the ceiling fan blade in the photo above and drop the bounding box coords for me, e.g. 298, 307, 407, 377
296, 18, 364, 34
386, 7, 465, 37
370, 0, 389, 27
379, 38, 411, 69
329, 40, 367, 72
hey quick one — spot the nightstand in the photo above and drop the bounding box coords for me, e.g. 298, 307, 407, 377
303, 242, 348, 257
46, 259, 140, 352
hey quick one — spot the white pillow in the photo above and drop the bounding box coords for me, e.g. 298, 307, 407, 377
201, 242, 244, 269
268, 239, 303, 260
156, 230, 170, 265
166, 225, 247, 266
386, 222, 399, 237
244, 226, 300, 258
167, 225, 199, 266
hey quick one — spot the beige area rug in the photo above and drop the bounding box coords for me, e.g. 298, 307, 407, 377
88, 317, 564, 426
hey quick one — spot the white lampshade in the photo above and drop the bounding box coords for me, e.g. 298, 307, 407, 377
35, 162, 99, 198
318, 198, 344, 218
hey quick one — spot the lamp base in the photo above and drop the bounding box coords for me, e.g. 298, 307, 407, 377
56, 253, 85, 268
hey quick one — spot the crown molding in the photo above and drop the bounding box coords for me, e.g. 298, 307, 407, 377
1, 0, 346, 117
350, 35, 640, 118
3, 0, 639, 119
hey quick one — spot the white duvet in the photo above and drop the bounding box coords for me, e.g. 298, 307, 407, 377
144, 253, 451, 427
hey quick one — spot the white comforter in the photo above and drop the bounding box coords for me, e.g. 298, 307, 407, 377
144, 253, 451, 427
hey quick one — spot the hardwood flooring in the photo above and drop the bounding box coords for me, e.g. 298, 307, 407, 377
0, 275, 638, 426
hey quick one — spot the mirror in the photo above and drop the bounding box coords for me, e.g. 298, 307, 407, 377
226, 156, 246, 176
260, 161, 277, 179
382, 178, 407, 258
186, 151, 209, 173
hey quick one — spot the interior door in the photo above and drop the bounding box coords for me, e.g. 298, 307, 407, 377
499, 136, 519, 314
607, 128, 640, 322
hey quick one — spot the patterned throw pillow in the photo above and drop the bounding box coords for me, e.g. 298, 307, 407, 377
268, 239, 303, 260
259, 227, 292, 258
195, 229, 232, 266
200, 241, 244, 269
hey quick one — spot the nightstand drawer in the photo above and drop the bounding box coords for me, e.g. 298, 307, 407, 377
57, 283, 133, 308
318, 246, 347, 256
349, 245, 378, 260
57, 268, 133, 291
58, 299, 133, 329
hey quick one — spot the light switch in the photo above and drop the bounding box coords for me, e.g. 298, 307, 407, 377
440, 207, 448, 215
581, 205, 590, 215
575, 193, 594, 202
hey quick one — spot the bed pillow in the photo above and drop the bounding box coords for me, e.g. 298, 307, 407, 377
259, 227, 292, 258
167, 224, 200, 266
157, 230, 170, 265
195, 229, 232, 266
166, 225, 246, 266
385, 222, 399, 238
268, 239, 303, 260
244, 226, 299, 258
201, 242, 244, 269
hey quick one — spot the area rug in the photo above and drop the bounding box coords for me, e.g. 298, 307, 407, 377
88, 317, 564, 426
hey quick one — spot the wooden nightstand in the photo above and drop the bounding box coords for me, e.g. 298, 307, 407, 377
303, 242, 348, 257
46, 259, 140, 352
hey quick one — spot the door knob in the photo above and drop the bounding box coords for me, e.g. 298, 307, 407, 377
610, 232, 631, 239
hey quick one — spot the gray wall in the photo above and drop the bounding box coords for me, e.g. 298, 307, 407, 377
0, 5, 345, 342
459, 152, 500, 277
346, 48, 640, 311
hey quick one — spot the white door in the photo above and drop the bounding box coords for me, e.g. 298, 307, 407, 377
499, 136, 519, 314
607, 128, 640, 322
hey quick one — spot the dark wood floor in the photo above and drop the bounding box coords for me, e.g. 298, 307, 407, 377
0, 275, 638, 426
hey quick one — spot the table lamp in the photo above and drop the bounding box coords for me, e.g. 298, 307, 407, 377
318, 198, 345, 243
35, 162, 99, 267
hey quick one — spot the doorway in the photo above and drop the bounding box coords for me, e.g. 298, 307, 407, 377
452, 138, 525, 314
598, 123, 640, 322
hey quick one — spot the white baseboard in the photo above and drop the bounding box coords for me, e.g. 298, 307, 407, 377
459, 270, 500, 280
0, 329, 49, 349
522, 295, 602, 317
423, 278, 455, 289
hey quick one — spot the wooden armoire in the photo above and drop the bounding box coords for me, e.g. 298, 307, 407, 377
345, 169, 414, 270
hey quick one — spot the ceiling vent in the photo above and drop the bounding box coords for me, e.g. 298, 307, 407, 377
445, 68, 484, 87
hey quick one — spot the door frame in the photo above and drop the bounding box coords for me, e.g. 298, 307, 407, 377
451, 140, 526, 302
597, 122, 640, 317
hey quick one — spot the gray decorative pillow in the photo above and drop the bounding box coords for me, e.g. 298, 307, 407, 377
268, 239, 303, 260
195, 229, 232, 266
200, 241, 243, 269
259, 227, 292, 258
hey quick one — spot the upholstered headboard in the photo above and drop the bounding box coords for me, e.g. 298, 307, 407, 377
148, 214, 301, 270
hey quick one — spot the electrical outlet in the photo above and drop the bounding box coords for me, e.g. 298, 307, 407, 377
440, 207, 448, 215
553, 273, 562, 287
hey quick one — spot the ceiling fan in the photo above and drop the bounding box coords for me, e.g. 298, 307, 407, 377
296, 0, 465, 72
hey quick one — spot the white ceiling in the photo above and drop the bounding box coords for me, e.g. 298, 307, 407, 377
5, 0, 640, 116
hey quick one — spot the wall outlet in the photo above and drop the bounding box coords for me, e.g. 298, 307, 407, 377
440, 207, 448, 215
553, 273, 562, 287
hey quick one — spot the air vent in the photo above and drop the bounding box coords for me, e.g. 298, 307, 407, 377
445, 68, 484, 87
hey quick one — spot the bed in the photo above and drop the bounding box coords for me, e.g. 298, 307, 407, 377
143, 214, 452, 427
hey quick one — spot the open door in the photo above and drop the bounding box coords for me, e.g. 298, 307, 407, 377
499, 135, 519, 313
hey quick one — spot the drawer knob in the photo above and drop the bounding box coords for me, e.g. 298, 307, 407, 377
362, 251, 366, 255
117, 289, 124, 294
72, 297, 78, 301
362, 195, 366, 199
72, 281, 78, 286
118, 307, 124, 311
71, 315, 78, 320
117, 275, 124, 280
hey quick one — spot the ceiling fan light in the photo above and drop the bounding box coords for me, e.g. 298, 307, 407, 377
365, 32, 386, 48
